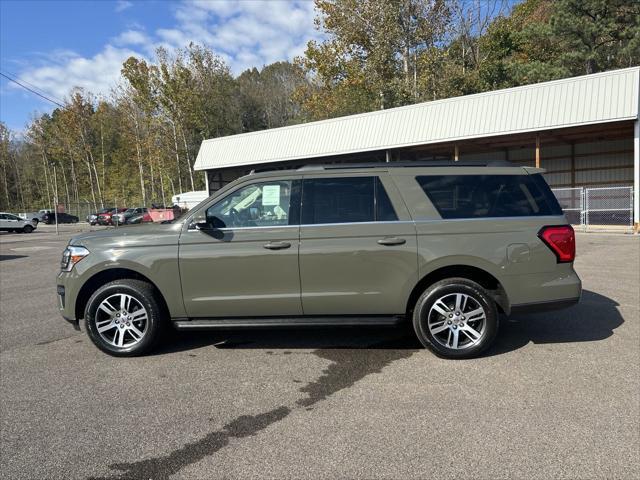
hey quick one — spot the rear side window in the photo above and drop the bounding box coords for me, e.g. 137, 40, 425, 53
302, 176, 398, 225
416, 174, 562, 219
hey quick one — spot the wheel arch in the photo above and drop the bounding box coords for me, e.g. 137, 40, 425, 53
75, 268, 169, 321
406, 264, 509, 315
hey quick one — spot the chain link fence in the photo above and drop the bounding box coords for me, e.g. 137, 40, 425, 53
552, 186, 634, 231
17, 199, 137, 224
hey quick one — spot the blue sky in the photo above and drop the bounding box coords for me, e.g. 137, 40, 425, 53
0, 0, 320, 132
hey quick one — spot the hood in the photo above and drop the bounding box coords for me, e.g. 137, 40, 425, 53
69, 222, 184, 248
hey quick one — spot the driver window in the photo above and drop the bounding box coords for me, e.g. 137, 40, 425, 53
206, 180, 295, 229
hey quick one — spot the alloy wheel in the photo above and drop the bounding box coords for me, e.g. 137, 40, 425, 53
95, 293, 149, 348
427, 293, 486, 350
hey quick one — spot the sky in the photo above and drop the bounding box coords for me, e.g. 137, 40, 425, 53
0, 0, 321, 133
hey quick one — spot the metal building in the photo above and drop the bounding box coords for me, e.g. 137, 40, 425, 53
194, 66, 640, 231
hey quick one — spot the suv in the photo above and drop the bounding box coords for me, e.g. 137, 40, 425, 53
97, 208, 127, 226
0, 213, 37, 233
57, 164, 581, 358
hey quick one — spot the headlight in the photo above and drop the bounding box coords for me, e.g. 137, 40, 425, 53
61, 246, 90, 272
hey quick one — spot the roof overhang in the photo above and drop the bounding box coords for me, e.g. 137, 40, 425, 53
194, 67, 640, 171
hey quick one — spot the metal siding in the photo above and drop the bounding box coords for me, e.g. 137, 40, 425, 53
195, 67, 640, 170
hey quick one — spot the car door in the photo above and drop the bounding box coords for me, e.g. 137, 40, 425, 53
298, 174, 418, 316
0, 214, 8, 229
179, 177, 303, 318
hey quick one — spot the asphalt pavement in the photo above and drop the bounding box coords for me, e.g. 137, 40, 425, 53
1, 227, 638, 479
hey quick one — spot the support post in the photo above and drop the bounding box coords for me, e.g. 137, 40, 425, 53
454, 145, 459, 162
634, 120, 639, 233
204, 170, 210, 197
535, 134, 541, 168
570, 142, 575, 187
385, 150, 391, 163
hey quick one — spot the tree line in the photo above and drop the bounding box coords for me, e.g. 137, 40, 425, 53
1, 0, 638, 213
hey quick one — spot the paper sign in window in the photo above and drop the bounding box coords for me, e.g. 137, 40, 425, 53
262, 185, 281, 206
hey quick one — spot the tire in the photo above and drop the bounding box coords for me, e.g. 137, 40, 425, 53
32, 219, 39, 225
85, 279, 166, 356
412, 278, 498, 359
22, 225, 34, 233
72, 218, 78, 223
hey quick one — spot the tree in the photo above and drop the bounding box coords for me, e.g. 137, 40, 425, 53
299, 0, 451, 119
550, 0, 640, 74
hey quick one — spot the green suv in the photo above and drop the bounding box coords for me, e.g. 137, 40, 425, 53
57, 163, 581, 358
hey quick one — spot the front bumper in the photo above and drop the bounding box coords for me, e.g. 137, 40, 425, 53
57, 270, 82, 328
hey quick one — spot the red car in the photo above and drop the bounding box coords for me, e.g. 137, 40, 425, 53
97, 208, 127, 226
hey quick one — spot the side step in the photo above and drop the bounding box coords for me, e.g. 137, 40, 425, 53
172, 316, 404, 330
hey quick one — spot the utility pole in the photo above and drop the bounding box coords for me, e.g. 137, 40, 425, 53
51, 162, 59, 236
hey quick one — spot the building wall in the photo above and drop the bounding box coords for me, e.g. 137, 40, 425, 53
460, 138, 634, 188
206, 137, 634, 193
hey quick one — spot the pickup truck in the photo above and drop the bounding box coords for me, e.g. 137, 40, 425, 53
18, 210, 48, 224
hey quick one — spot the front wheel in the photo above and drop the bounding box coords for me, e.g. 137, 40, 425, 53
22, 225, 33, 233
412, 278, 498, 359
85, 279, 165, 356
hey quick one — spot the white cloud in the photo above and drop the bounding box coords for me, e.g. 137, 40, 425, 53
18, 45, 140, 100
115, 1, 133, 13
7, 0, 321, 103
113, 30, 151, 47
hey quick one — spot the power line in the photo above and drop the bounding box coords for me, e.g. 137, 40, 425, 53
0, 71, 65, 108
1, 68, 66, 104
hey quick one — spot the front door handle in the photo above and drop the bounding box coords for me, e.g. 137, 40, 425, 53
263, 241, 292, 250
377, 237, 406, 246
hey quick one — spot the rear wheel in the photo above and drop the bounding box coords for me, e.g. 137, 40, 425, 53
22, 225, 33, 233
412, 278, 498, 359
85, 279, 165, 356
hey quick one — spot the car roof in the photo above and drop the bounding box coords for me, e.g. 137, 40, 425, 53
241, 162, 540, 181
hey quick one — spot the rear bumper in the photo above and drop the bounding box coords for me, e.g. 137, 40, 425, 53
502, 266, 582, 313
510, 296, 580, 314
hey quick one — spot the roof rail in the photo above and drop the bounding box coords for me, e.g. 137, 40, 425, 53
296, 160, 512, 171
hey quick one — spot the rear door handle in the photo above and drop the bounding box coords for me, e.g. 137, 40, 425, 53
263, 241, 292, 250
377, 237, 406, 246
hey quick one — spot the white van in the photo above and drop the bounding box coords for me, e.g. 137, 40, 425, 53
171, 191, 208, 210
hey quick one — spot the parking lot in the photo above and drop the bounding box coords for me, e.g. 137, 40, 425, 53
0, 227, 638, 479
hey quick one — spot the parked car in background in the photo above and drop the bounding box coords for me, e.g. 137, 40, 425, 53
113, 207, 148, 225
42, 212, 79, 224
87, 207, 113, 225
127, 211, 153, 224
18, 211, 46, 225
0, 213, 37, 233
97, 208, 127, 226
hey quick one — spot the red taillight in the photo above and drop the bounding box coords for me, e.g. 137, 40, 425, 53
538, 225, 575, 263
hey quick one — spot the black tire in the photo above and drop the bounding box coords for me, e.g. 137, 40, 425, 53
32, 219, 39, 225
22, 225, 34, 233
412, 278, 498, 359
72, 218, 78, 223
85, 279, 166, 356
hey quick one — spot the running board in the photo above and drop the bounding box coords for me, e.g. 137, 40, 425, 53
172, 316, 404, 330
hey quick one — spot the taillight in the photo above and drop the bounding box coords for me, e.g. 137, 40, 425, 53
538, 225, 575, 263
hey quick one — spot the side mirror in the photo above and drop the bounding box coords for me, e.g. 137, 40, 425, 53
191, 214, 226, 231
191, 214, 210, 230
